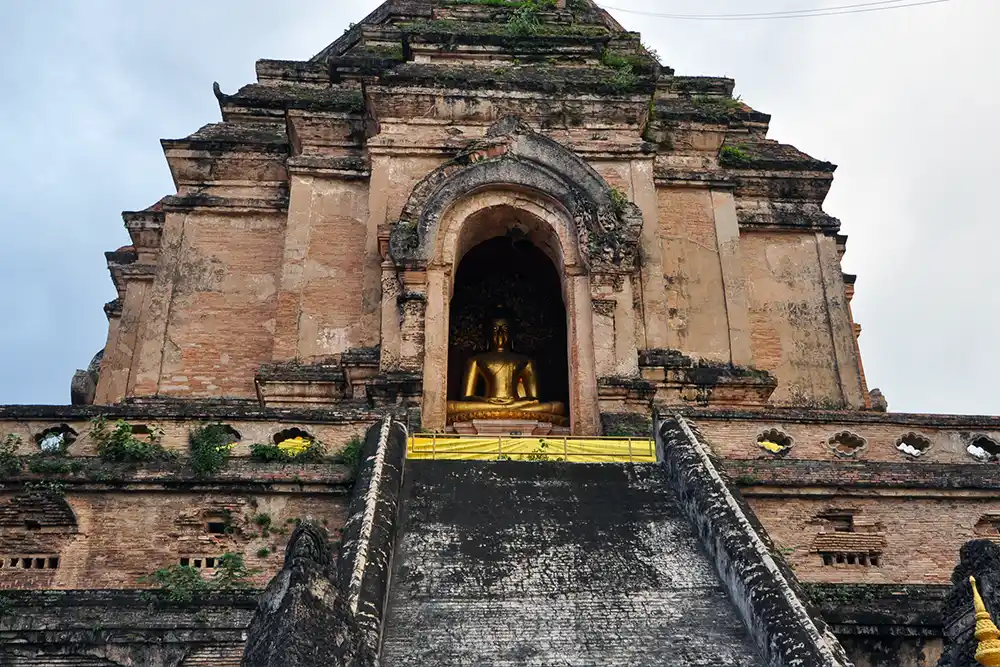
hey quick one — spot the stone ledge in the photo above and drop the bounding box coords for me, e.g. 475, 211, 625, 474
634, 349, 777, 409
804, 583, 948, 635
0, 589, 258, 661
724, 459, 1000, 491
0, 399, 384, 424
680, 406, 1000, 430
0, 458, 355, 492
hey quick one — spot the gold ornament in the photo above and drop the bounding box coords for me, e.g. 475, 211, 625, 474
971, 576, 1000, 666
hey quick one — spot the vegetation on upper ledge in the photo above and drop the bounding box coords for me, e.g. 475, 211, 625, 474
720, 144, 753, 168
382, 63, 654, 96
399, 18, 612, 40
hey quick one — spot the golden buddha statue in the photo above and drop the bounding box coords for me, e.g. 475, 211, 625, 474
447, 316, 567, 426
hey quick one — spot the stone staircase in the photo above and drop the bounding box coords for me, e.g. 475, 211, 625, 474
379, 461, 763, 667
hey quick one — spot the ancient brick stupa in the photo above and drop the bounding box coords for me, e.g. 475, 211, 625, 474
0, 1, 995, 666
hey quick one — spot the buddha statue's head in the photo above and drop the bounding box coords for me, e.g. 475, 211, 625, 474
489, 316, 512, 352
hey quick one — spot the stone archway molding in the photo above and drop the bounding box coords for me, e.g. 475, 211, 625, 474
389, 116, 643, 274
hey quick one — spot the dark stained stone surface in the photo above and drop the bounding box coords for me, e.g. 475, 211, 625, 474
380, 461, 763, 667
241, 522, 373, 667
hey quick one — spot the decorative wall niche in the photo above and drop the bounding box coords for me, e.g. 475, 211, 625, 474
896, 432, 932, 458
820, 552, 881, 567
974, 514, 1000, 539
35, 425, 78, 454
812, 509, 886, 568
756, 428, 793, 456
180, 556, 223, 570
967, 436, 1000, 463
0, 493, 77, 532
828, 431, 867, 458
0, 555, 59, 570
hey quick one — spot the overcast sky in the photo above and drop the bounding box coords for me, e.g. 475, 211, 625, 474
0, 0, 996, 414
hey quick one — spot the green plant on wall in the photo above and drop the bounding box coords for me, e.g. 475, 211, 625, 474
212, 553, 259, 591
141, 564, 210, 604
26, 457, 83, 476
249, 439, 326, 464
0, 435, 23, 478
719, 144, 752, 168
506, 4, 542, 35
141, 552, 259, 603
23, 479, 67, 497
89, 417, 174, 464
189, 423, 238, 476
609, 186, 630, 215
337, 435, 364, 469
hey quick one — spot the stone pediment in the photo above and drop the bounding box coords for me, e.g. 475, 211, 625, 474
389, 116, 644, 273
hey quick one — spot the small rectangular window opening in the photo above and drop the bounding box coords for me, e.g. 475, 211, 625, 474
180, 558, 190, 567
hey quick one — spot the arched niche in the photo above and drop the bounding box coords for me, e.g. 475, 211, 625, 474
384, 117, 643, 435
447, 222, 570, 419
420, 190, 600, 435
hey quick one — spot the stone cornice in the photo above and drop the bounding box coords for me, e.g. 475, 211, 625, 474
675, 406, 1000, 430
103, 298, 122, 320
0, 399, 383, 424
654, 168, 736, 189
160, 193, 289, 214
724, 459, 1000, 493
287, 155, 371, 179
0, 458, 355, 494
804, 583, 947, 636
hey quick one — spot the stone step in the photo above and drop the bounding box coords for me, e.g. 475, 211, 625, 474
380, 461, 763, 667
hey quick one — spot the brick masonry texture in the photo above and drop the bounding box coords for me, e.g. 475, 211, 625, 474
381, 460, 763, 667
0, 490, 349, 590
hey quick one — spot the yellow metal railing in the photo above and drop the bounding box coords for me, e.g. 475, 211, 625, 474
407, 434, 657, 463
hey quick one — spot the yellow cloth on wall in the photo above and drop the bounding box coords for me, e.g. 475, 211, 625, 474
277, 436, 312, 456
407, 436, 656, 463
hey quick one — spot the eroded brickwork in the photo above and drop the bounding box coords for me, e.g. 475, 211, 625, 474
0, 490, 348, 591
745, 494, 998, 585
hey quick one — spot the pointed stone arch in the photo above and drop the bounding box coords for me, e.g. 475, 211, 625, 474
389, 116, 643, 274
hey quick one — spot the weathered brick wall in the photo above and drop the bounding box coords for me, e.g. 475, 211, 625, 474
684, 414, 1000, 587
275, 177, 378, 361
0, 412, 369, 459
138, 210, 286, 398
0, 590, 256, 666
741, 231, 860, 407
744, 495, 996, 585
381, 461, 762, 667
807, 582, 947, 667
657, 187, 732, 362
0, 489, 349, 590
